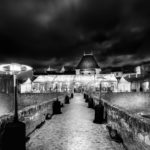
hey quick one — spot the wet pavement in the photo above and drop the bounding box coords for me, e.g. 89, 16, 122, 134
26, 94, 124, 150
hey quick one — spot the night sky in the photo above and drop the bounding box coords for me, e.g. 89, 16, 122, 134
0, 0, 150, 69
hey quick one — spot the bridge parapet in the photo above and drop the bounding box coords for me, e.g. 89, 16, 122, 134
92, 94, 150, 150
0, 93, 66, 147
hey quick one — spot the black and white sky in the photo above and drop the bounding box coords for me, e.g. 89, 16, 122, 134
0, 0, 150, 69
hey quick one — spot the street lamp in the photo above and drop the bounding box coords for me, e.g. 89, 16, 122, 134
11, 64, 23, 122
0, 63, 32, 150
0, 63, 32, 121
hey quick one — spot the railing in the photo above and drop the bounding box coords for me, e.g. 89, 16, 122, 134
90, 92, 150, 150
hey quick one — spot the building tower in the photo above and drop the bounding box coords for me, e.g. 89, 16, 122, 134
76, 52, 101, 75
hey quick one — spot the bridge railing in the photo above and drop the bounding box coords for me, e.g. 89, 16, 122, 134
90, 92, 150, 150
0, 92, 67, 147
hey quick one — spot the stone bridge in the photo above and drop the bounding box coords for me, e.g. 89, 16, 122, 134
26, 93, 123, 150
92, 92, 150, 150
0, 92, 150, 150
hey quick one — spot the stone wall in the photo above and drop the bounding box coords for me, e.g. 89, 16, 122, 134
18, 92, 64, 109
0, 92, 64, 116
92, 95, 150, 150
0, 94, 66, 147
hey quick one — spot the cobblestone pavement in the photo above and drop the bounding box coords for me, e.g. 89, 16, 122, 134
26, 94, 124, 150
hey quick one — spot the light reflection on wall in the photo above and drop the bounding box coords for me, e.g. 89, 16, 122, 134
110, 93, 150, 113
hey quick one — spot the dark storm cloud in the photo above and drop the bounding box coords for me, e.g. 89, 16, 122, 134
0, 0, 150, 68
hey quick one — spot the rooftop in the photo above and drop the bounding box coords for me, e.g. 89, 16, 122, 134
76, 53, 100, 70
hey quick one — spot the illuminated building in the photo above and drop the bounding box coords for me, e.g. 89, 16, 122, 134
76, 53, 101, 75
32, 53, 118, 93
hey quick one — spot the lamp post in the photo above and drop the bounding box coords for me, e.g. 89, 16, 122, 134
13, 73, 18, 122
8, 64, 20, 122
0, 63, 32, 150
10, 63, 32, 122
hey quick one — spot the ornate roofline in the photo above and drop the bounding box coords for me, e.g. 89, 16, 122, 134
76, 52, 100, 69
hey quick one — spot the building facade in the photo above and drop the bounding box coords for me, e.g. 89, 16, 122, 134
75, 53, 101, 75
30, 53, 118, 93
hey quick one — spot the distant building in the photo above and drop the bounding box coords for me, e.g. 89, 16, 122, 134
46, 66, 58, 73
75, 53, 101, 75
60, 66, 75, 74
20, 78, 32, 93
135, 66, 141, 75
34, 68, 47, 75
33, 53, 150, 93
113, 72, 123, 79
60, 66, 65, 73
118, 76, 131, 92
121, 63, 150, 92
32, 53, 119, 93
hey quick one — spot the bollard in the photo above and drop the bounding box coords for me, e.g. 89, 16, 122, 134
84, 93, 86, 99
85, 95, 89, 103
52, 98, 62, 114
71, 93, 74, 99
65, 95, 70, 104
93, 101, 104, 124
2, 121, 26, 150
88, 97, 94, 108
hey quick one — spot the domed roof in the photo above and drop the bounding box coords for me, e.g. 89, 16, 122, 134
76, 53, 100, 70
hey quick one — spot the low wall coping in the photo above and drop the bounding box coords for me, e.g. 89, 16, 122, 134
92, 95, 150, 125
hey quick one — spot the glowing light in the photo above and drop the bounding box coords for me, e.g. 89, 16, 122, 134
0, 63, 32, 74
0, 63, 33, 119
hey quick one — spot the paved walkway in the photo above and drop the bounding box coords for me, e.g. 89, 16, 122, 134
26, 94, 124, 150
